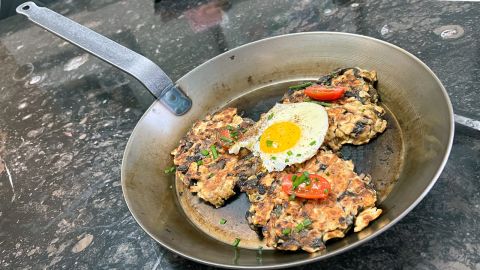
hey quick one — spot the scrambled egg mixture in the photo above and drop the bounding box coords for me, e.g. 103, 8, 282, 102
171, 68, 386, 252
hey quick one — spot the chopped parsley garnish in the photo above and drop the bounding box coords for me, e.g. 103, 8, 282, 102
196, 160, 203, 166
210, 145, 219, 159
268, 113, 274, 120
208, 173, 215, 178
164, 166, 176, 174
282, 228, 291, 235
287, 151, 293, 156
296, 153, 301, 157
295, 219, 312, 232
221, 136, 233, 143
308, 100, 332, 107
285, 158, 289, 162
302, 218, 312, 227
219, 218, 227, 224
289, 193, 296, 201
292, 172, 310, 189
233, 238, 241, 247
226, 125, 234, 130
271, 156, 277, 160
200, 149, 209, 156
266, 140, 274, 147
309, 140, 316, 146
295, 223, 304, 232
288, 82, 313, 91
230, 131, 239, 139
324, 188, 329, 194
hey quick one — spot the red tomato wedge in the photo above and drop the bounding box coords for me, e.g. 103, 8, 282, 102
304, 85, 347, 101
282, 173, 331, 199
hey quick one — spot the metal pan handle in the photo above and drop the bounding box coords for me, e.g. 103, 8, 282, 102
16, 2, 191, 116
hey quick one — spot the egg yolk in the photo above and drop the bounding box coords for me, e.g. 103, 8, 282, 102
260, 122, 301, 153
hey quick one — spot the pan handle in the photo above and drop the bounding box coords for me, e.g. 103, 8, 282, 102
16, 2, 191, 116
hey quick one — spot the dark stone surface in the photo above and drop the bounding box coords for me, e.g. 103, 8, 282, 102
0, 0, 478, 269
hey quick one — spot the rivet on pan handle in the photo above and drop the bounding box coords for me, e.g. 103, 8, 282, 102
16, 2, 192, 116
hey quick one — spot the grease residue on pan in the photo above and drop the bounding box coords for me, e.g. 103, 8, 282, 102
175, 80, 404, 249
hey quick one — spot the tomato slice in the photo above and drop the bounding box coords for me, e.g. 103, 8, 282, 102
304, 85, 347, 101
282, 173, 331, 199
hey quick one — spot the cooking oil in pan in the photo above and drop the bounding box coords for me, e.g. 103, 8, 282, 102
176, 80, 404, 249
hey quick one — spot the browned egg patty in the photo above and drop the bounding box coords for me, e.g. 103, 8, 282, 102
171, 108, 258, 207
282, 67, 387, 151
242, 150, 382, 253
170, 68, 386, 253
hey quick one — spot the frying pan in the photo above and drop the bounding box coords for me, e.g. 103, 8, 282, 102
17, 2, 454, 268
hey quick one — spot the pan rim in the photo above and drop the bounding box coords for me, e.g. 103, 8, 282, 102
121, 31, 454, 269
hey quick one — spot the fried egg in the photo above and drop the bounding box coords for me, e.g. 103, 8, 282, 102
229, 102, 328, 172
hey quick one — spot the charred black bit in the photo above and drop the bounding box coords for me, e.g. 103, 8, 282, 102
311, 238, 326, 249
211, 158, 227, 170
256, 172, 267, 180
319, 164, 328, 170
186, 153, 203, 162
344, 90, 360, 99
272, 205, 283, 217
237, 172, 249, 182
257, 184, 267, 195
176, 165, 188, 173
337, 191, 357, 202
353, 122, 366, 137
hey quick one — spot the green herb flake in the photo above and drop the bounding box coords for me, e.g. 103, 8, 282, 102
210, 145, 219, 159
288, 82, 313, 91
296, 153, 301, 157
266, 140, 274, 147
200, 149, 210, 156
282, 228, 291, 235
221, 136, 234, 143
164, 166, 176, 174
285, 158, 289, 162
291, 175, 297, 181
268, 113, 274, 120
233, 238, 241, 247
324, 188, 329, 194
308, 100, 332, 107
289, 193, 296, 201
226, 125, 234, 130
219, 218, 227, 225
230, 131, 239, 139
271, 156, 277, 160
295, 223, 305, 232
208, 173, 215, 178
309, 140, 316, 146
196, 160, 203, 166
287, 150, 293, 156
293, 172, 310, 190
302, 218, 312, 227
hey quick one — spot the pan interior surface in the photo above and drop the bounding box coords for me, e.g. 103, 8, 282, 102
176, 80, 404, 250
121, 32, 453, 269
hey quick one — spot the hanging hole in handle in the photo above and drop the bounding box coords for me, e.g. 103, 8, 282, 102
22, 5, 30, 10
168, 93, 177, 102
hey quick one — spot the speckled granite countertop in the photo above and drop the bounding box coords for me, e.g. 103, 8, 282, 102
0, 0, 479, 269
